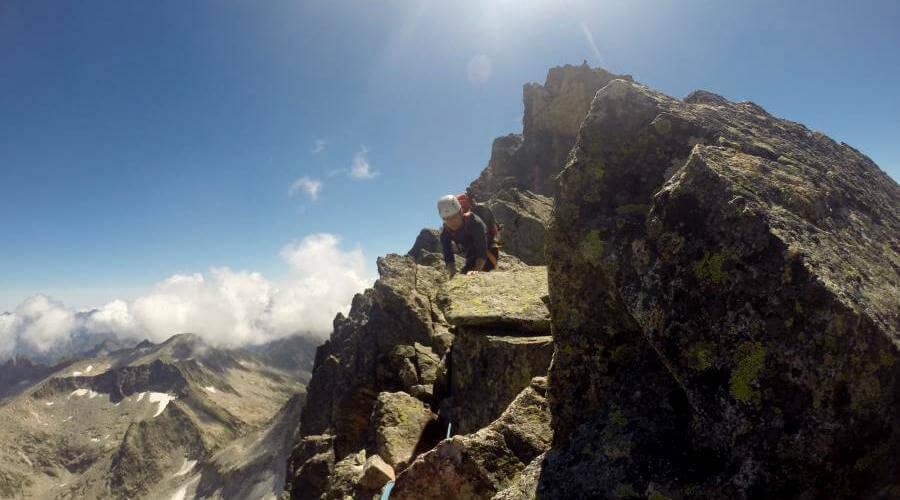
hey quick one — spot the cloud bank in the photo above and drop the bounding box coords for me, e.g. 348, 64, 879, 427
0, 233, 372, 358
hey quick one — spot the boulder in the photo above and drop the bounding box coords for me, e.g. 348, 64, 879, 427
370, 391, 438, 470
438, 266, 550, 332
413, 343, 440, 385
359, 454, 395, 490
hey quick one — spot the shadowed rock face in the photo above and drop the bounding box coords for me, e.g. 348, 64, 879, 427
544, 78, 900, 498
449, 333, 552, 435
485, 189, 553, 266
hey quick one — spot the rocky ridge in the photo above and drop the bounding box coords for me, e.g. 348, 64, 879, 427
286, 253, 554, 499
285, 64, 899, 499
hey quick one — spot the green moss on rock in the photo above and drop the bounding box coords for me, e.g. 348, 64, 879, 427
615, 204, 652, 216
730, 342, 765, 404
613, 483, 638, 498
580, 230, 605, 266
693, 251, 728, 285
686, 342, 714, 371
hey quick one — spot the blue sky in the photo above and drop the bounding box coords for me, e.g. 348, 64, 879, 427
1, 0, 898, 313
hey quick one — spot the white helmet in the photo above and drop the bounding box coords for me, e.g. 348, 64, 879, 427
437, 195, 461, 218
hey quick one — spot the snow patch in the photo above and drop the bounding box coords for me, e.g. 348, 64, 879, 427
203, 386, 217, 394
90, 438, 100, 442
136, 392, 146, 402
70, 389, 100, 399
71, 371, 82, 377
85, 365, 93, 373
170, 484, 188, 500
147, 392, 175, 418
173, 459, 197, 477
45, 402, 54, 407
170, 476, 199, 500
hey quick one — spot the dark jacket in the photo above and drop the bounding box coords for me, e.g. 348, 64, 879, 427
440, 213, 491, 272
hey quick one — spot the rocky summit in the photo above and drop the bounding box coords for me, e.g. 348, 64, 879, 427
284, 62, 899, 500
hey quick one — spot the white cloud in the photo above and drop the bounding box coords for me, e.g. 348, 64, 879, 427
0, 313, 21, 358
15, 295, 76, 352
466, 54, 492, 85
0, 233, 373, 354
350, 147, 378, 180
268, 234, 369, 337
289, 177, 323, 200
84, 299, 138, 338
312, 139, 326, 154
579, 22, 603, 64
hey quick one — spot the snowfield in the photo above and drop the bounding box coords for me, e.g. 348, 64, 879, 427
147, 392, 175, 418
173, 459, 197, 477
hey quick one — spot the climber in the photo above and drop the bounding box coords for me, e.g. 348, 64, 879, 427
438, 194, 499, 276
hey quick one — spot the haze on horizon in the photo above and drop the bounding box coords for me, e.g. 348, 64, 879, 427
1, 0, 898, 356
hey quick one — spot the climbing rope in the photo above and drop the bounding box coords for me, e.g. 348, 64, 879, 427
380, 480, 395, 500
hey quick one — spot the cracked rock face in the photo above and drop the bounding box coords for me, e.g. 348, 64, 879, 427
390, 378, 551, 500
545, 78, 900, 498
485, 189, 553, 266
449, 334, 552, 435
